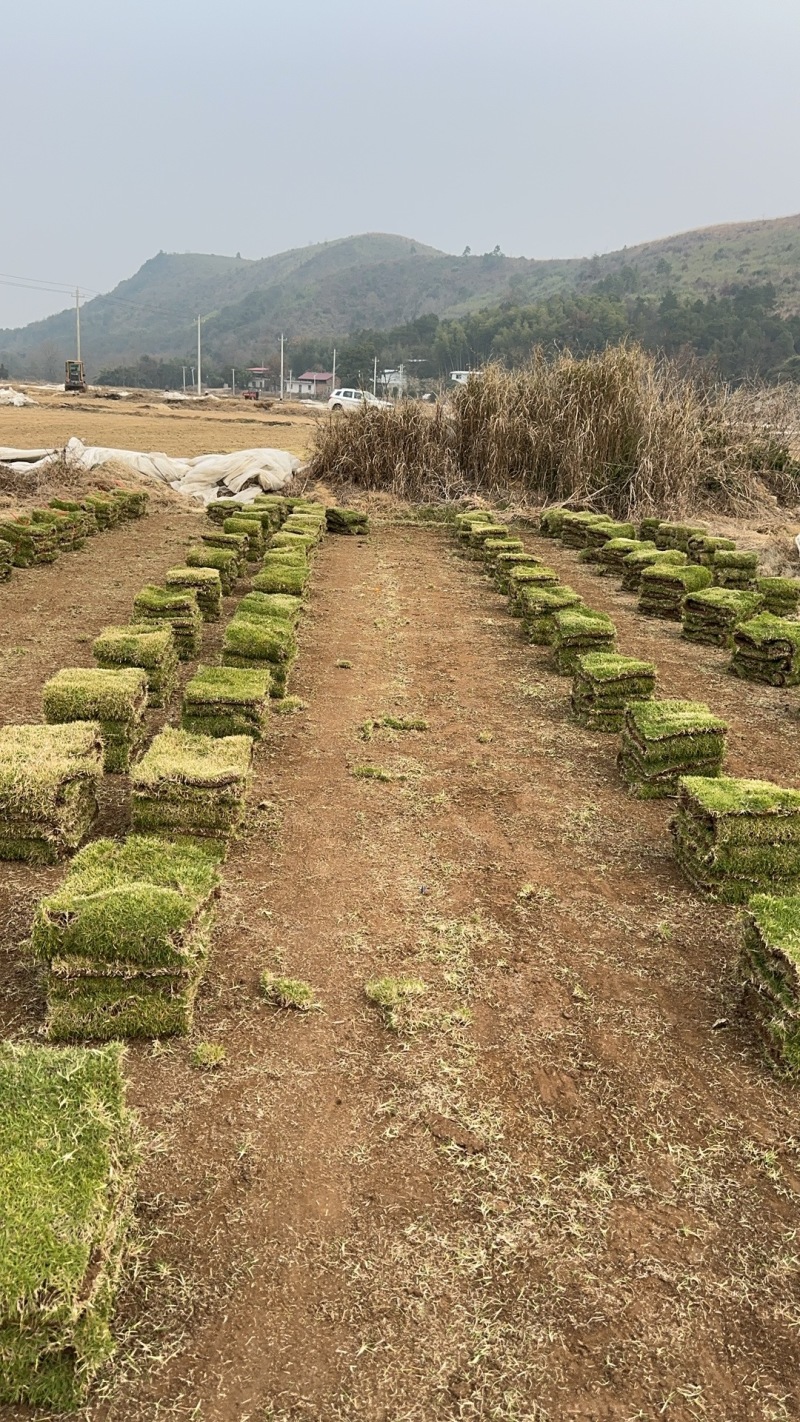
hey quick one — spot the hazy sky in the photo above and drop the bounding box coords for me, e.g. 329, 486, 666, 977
4, 0, 800, 328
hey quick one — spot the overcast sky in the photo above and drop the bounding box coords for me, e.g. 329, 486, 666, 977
3, 0, 800, 328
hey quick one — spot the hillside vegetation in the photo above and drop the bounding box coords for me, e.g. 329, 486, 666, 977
2, 215, 800, 380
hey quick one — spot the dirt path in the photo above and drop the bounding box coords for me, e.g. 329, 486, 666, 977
1, 521, 799, 1422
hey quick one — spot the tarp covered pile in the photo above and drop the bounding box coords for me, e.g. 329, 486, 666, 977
618, 699, 727, 798
672, 776, 800, 903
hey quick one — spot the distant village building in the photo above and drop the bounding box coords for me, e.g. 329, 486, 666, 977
247, 366, 272, 391
284, 371, 335, 398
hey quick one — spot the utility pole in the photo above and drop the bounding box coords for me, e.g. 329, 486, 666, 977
231, 368, 236, 398
182, 367, 186, 394
332, 347, 336, 389
279, 333, 285, 401
75, 288, 81, 363
190, 367, 195, 389
373, 355, 378, 397
196, 316, 202, 395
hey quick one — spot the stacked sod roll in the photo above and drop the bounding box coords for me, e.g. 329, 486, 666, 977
165, 566, 223, 621
638, 563, 711, 619
579, 519, 636, 566
571, 653, 656, 732
756, 577, 800, 618
672, 777, 800, 903
43, 667, 148, 773
32, 835, 222, 1040
507, 562, 561, 614
559, 511, 612, 550
740, 894, 800, 1071
131, 728, 252, 841
326, 506, 369, 534
620, 547, 687, 593
0, 488, 148, 575
712, 549, 759, 590
731, 614, 800, 686
681, 588, 765, 647
186, 542, 240, 593
552, 608, 616, 674
687, 533, 736, 567
597, 537, 655, 577
0, 722, 103, 863
618, 699, 727, 798
494, 550, 542, 592
0, 1042, 138, 1409
182, 666, 272, 739
539, 507, 566, 538
132, 585, 203, 660
654, 522, 708, 553
520, 584, 584, 643
92, 623, 179, 709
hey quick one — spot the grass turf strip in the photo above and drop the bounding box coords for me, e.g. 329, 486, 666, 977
672, 776, 800, 903
618, 699, 727, 798
571, 652, 657, 732
92, 623, 179, 709
131, 728, 252, 840
0, 722, 102, 863
43, 667, 148, 774
181, 665, 272, 739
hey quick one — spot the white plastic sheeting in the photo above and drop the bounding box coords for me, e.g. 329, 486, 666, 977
0, 387, 36, 407
0, 436, 301, 502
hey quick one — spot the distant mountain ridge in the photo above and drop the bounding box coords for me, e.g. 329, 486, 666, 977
2, 216, 800, 377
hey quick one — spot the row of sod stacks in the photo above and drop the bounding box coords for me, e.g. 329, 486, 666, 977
713, 549, 759, 590
0, 722, 102, 863
731, 614, 800, 686
93, 624, 179, 709
131, 728, 252, 841
186, 543, 239, 594
520, 585, 584, 643
653, 522, 707, 553
50, 498, 99, 536
639, 563, 711, 619
453, 508, 497, 548
494, 551, 541, 592
757, 577, 800, 617
326, 506, 369, 535
539, 507, 566, 538
182, 666, 272, 739
31, 835, 221, 1040
0, 1042, 138, 1409
560, 511, 611, 549
618, 699, 727, 798
597, 538, 655, 576
552, 609, 616, 674
620, 547, 686, 593
672, 776, 800, 903
740, 894, 800, 1071
687, 534, 736, 567
0, 489, 149, 570
222, 590, 299, 694
43, 668, 148, 773
681, 588, 765, 647
0, 538, 12, 580
32, 507, 86, 551
571, 653, 657, 732
507, 562, 560, 614
165, 566, 222, 621
132, 585, 203, 660
580, 520, 636, 565
0, 515, 59, 565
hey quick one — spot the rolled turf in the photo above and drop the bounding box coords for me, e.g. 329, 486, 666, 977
43, 667, 148, 774
185, 544, 240, 594
571, 652, 656, 732
0, 1041, 138, 1408
32, 834, 221, 1040
494, 551, 542, 592
740, 893, 800, 1071
236, 590, 302, 626
654, 522, 708, 553
756, 576, 800, 618
519, 585, 585, 643
222, 614, 297, 695
581, 520, 636, 564
560, 511, 612, 549
731, 613, 800, 686
681, 588, 765, 647
618, 699, 727, 798
131, 727, 252, 840
165, 567, 223, 621
507, 563, 561, 614
638, 563, 712, 619
92, 623, 179, 709
181, 665, 272, 738
0, 722, 102, 863
252, 560, 309, 596
597, 537, 655, 577
672, 776, 800, 903
712, 549, 759, 590
132, 585, 203, 660
326, 507, 369, 534
0, 516, 59, 566
620, 547, 687, 593
223, 516, 264, 559
552, 608, 616, 674
539, 507, 566, 537
687, 533, 737, 567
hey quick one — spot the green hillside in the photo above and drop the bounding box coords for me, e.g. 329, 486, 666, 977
2, 216, 800, 379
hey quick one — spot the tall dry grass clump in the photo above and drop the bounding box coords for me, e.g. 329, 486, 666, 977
309, 344, 795, 517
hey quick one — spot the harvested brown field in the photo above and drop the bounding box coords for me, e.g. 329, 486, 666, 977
2, 471, 800, 1420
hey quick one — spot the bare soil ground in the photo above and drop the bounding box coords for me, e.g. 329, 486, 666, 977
1, 513, 800, 1422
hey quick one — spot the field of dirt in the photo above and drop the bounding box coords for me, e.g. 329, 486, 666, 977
1, 503, 800, 1421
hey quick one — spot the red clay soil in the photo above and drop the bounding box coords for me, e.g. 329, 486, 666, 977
1, 517, 800, 1422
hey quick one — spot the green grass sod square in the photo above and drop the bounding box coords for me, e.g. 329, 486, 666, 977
43, 668, 148, 773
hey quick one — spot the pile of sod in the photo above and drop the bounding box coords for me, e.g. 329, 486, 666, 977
0, 722, 102, 863
507, 563, 561, 614
597, 537, 655, 576
580, 520, 636, 564
731, 613, 800, 686
237, 590, 302, 626
740, 893, 800, 1071
539, 507, 566, 537
83, 494, 121, 529
254, 492, 290, 523
132, 585, 203, 661
571, 652, 656, 732
43, 668, 148, 773
672, 776, 800, 903
326, 506, 369, 534
182, 665, 272, 738
654, 522, 708, 553
112, 487, 149, 519
253, 554, 309, 597
32, 507, 86, 550
454, 509, 494, 535
202, 529, 249, 562
466, 522, 510, 555
638, 563, 711, 619
552, 608, 616, 674
222, 608, 298, 695
519, 585, 585, 644
681, 588, 765, 647
687, 533, 736, 566
756, 576, 800, 618
50, 498, 98, 536
186, 544, 239, 594
0, 1041, 138, 1409
712, 549, 759, 590
0, 515, 59, 566
560, 511, 611, 549
92, 623, 179, 709
32, 834, 221, 1040
282, 517, 324, 547
619, 699, 727, 797
638, 517, 662, 541
494, 550, 542, 592
482, 536, 525, 565
620, 546, 687, 593
269, 530, 317, 556
206, 498, 247, 525
131, 727, 252, 840
223, 515, 265, 559
0, 538, 12, 581
165, 566, 223, 621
